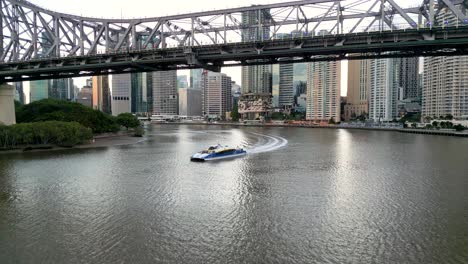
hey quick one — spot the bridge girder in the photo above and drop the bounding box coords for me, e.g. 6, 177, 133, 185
0, 0, 467, 81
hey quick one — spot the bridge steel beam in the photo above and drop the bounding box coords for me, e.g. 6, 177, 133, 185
1, 26, 468, 82
0, 0, 467, 81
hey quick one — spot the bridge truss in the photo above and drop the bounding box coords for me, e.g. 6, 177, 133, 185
0, 0, 468, 81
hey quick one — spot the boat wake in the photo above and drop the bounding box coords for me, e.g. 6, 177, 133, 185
245, 132, 288, 154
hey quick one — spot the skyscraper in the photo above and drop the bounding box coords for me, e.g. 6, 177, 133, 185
202, 71, 232, 119
179, 88, 202, 117
15, 82, 25, 104
152, 71, 178, 115
190, 69, 203, 90
177, 75, 189, 89
399, 57, 420, 100
30, 80, 50, 102
131, 72, 153, 114
345, 60, 370, 121
49, 79, 74, 101
111, 73, 131, 115
423, 6, 468, 119
369, 58, 400, 122
306, 61, 341, 123
241, 9, 272, 94
92, 75, 111, 114
272, 63, 294, 109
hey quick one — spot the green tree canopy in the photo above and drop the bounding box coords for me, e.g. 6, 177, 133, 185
116, 113, 140, 130
16, 99, 119, 133
231, 102, 240, 122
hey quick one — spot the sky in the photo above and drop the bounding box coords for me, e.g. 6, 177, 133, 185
27, 0, 397, 96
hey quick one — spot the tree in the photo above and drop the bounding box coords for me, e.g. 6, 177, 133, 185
423, 116, 432, 123
16, 99, 119, 133
454, 124, 466, 132
328, 117, 336, 125
230, 102, 240, 122
445, 114, 454, 120
116, 113, 140, 130
432, 121, 439, 128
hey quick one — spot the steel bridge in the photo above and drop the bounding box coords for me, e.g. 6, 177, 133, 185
0, 0, 468, 82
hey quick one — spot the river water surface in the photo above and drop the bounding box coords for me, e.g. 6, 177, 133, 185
1, 125, 467, 263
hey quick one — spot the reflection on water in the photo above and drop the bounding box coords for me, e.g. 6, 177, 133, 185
0, 125, 467, 263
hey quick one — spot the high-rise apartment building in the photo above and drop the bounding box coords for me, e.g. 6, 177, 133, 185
369, 58, 400, 121
179, 88, 202, 117
92, 75, 111, 114
202, 71, 232, 119
399, 57, 420, 100
111, 73, 131, 116
423, 6, 468, 119
306, 61, 341, 123
345, 60, 370, 121
152, 71, 178, 115
241, 9, 272, 94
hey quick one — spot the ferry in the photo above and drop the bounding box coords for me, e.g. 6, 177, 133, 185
191, 145, 247, 162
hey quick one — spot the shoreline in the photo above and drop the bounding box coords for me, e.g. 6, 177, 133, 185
0, 134, 146, 155
152, 122, 468, 138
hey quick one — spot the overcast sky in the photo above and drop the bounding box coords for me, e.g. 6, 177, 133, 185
27, 0, 378, 96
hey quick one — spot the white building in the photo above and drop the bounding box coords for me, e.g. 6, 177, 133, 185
369, 58, 400, 122
111, 73, 131, 116
423, 6, 468, 119
179, 88, 202, 117
202, 71, 232, 119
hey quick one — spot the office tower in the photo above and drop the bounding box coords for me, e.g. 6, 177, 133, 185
272, 63, 294, 108
131, 72, 153, 114
50, 79, 74, 101
345, 60, 371, 121
241, 9, 272, 94
202, 71, 232, 119
369, 58, 400, 122
111, 73, 131, 116
190, 69, 203, 90
14, 82, 25, 104
152, 71, 178, 115
30, 80, 50, 102
92, 75, 111, 114
77, 87, 93, 108
177, 75, 189, 89
179, 88, 202, 116
306, 61, 341, 123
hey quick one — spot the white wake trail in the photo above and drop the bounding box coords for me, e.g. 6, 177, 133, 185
246, 132, 288, 154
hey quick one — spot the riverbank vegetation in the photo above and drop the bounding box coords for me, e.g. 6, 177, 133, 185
0, 121, 93, 150
16, 99, 120, 133
1, 99, 144, 151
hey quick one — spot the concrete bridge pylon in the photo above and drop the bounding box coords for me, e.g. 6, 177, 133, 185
0, 84, 16, 125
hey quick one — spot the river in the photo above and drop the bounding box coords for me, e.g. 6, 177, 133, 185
1, 125, 467, 263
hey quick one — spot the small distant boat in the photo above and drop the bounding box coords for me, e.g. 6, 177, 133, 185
191, 144, 247, 162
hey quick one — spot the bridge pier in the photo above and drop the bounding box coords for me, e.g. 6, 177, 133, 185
0, 84, 16, 125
